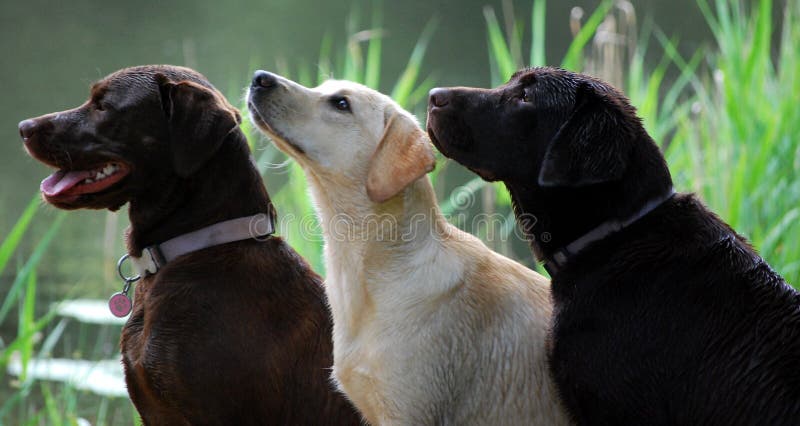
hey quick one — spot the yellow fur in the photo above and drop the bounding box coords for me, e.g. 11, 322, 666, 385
248, 77, 570, 425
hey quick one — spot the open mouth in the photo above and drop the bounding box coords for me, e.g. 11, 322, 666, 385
40, 162, 131, 202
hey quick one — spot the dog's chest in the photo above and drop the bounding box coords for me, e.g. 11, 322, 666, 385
332, 333, 447, 425
323, 242, 457, 423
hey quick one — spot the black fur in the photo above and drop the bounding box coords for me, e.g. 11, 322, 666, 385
427, 66, 800, 425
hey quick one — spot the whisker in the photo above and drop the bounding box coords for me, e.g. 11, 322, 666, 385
262, 158, 292, 170
253, 135, 293, 174
63, 150, 73, 169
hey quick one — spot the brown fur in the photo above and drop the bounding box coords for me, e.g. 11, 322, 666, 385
20, 65, 361, 425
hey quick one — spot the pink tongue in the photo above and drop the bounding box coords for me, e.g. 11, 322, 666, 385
41, 170, 93, 196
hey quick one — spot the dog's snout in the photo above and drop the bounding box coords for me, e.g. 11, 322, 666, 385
18, 119, 37, 141
252, 70, 278, 89
429, 88, 451, 108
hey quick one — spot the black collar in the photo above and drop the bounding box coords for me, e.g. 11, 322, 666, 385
544, 188, 675, 276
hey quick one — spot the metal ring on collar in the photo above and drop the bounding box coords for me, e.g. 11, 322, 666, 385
117, 254, 141, 283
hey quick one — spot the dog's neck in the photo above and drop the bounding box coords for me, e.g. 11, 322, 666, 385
305, 171, 450, 336
506, 165, 673, 265
126, 131, 273, 254
307, 171, 449, 244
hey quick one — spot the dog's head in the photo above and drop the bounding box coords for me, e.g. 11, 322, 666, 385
427, 66, 654, 188
247, 71, 435, 203
19, 65, 242, 210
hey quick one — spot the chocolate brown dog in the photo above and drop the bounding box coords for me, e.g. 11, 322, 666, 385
20, 65, 361, 425
427, 67, 800, 425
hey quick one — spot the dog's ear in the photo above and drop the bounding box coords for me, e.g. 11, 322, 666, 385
366, 112, 436, 203
156, 74, 242, 178
537, 82, 631, 187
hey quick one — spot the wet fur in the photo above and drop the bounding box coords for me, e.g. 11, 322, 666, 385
427, 66, 800, 425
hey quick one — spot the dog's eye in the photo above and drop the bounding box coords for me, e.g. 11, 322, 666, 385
521, 91, 531, 103
330, 96, 351, 112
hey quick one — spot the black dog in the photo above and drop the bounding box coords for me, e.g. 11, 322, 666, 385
427, 66, 800, 425
20, 65, 361, 425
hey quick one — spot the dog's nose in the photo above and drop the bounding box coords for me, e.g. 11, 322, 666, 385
18, 119, 37, 141
252, 70, 278, 89
429, 88, 451, 108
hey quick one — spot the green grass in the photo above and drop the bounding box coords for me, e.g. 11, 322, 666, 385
667, 0, 800, 279
1, 0, 798, 424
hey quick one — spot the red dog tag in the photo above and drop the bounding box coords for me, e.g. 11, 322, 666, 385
108, 292, 132, 317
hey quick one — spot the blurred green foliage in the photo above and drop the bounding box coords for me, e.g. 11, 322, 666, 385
1, 0, 797, 424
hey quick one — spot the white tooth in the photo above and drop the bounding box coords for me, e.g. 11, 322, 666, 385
96, 172, 106, 180
104, 165, 112, 174
85, 178, 94, 183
